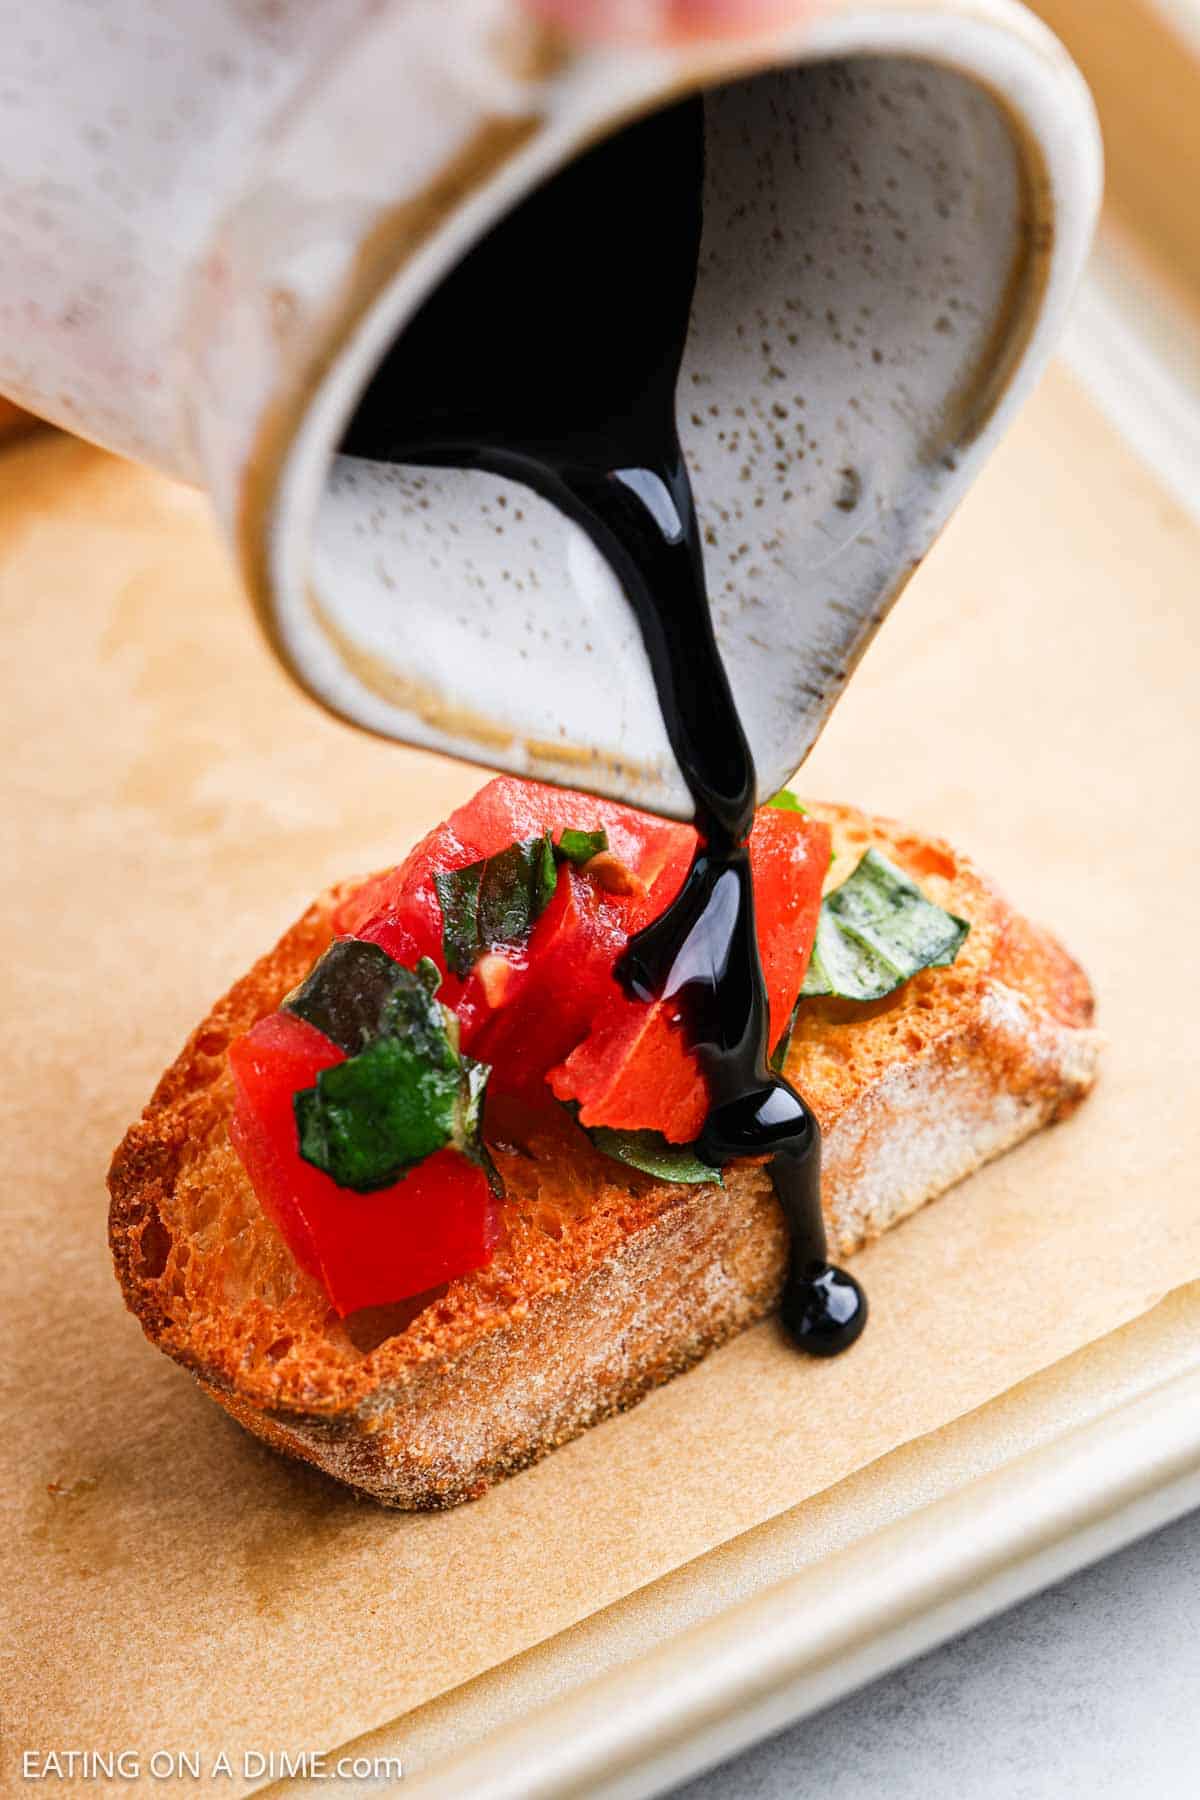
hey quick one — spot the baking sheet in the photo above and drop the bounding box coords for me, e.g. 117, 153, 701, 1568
5, 362, 1199, 1793
327, 1282, 1200, 1798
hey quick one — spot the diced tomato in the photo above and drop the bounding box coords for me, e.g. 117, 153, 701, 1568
228, 1010, 497, 1316
336, 778, 695, 1046
227, 1012, 328, 1282
749, 805, 832, 1038
470, 867, 630, 1101
629, 819, 696, 930
335, 821, 484, 1023
335, 779, 690, 944
548, 807, 830, 1141
549, 991, 708, 1140
228, 781, 828, 1315
454, 776, 686, 879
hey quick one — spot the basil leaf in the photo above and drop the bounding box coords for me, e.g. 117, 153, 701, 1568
293, 955, 499, 1194
283, 938, 419, 1056
376, 957, 454, 1056
435, 826, 608, 978
458, 1056, 504, 1196
557, 1098, 722, 1185
433, 862, 484, 980
295, 1031, 461, 1191
769, 1011, 796, 1074
556, 827, 608, 865
478, 834, 556, 947
413, 954, 443, 995
588, 1125, 723, 1186
800, 848, 969, 1003
435, 833, 557, 978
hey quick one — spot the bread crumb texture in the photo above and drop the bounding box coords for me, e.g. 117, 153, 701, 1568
108, 804, 1101, 1506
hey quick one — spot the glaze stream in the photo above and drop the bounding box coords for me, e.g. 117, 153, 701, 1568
342, 97, 866, 1354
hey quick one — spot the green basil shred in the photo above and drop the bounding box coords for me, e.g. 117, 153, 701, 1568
435, 828, 609, 977
773, 850, 968, 1069
556, 828, 608, 866
799, 848, 968, 1003
283, 938, 425, 1056
587, 1125, 723, 1186
291, 948, 500, 1196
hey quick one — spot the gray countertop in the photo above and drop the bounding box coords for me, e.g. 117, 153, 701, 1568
670, 1506, 1200, 1800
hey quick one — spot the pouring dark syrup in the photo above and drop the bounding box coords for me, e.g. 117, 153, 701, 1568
343, 97, 866, 1354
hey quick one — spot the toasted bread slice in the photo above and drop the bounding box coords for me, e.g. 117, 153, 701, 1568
108, 803, 1101, 1507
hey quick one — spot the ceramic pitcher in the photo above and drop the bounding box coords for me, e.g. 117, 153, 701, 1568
0, 0, 1101, 814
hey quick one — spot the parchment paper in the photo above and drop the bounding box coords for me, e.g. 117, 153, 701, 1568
286, 1282, 1200, 1791
5, 365, 1199, 1792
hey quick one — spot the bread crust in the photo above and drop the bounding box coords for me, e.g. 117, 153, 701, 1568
108, 803, 1101, 1507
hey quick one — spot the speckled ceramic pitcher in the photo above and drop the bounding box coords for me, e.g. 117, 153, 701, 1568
0, 0, 1100, 815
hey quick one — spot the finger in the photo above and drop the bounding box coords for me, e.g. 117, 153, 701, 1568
527, 0, 813, 46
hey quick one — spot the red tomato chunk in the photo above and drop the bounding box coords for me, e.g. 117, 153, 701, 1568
228, 779, 828, 1313
548, 803, 828, 1140
228, 1011, 497, 1316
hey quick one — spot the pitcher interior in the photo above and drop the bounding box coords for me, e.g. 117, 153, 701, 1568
305, 57, 1033, 815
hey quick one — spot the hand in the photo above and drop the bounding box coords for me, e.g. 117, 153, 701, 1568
527, 0, 813, 44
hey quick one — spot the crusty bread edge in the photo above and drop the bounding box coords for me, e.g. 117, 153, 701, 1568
174, 969, 1100, 1509
108, 828, 1103, 1509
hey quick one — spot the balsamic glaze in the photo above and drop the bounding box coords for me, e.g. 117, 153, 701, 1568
343, 98, 866, 1354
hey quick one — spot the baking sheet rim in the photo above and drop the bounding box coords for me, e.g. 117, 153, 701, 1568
314, 1283, 1200, 1800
